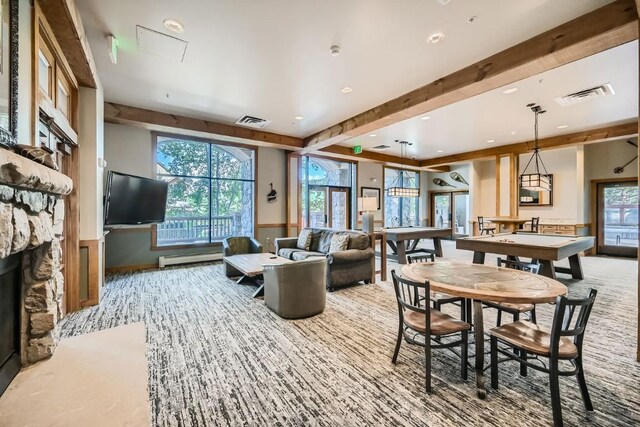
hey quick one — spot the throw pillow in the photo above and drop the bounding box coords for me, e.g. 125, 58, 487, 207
297, 229, 312, 251
15, 144, 59, 171
329, 234, 350, 253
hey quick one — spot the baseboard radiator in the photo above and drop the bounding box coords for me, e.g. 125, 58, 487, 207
158, 252, 223, 268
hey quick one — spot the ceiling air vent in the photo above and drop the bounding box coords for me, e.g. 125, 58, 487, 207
235, 115, 271, 129
371, 144, 391, 151
554, 83, 615, 107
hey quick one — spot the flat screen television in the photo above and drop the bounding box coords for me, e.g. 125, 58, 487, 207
104, 171, 168, 225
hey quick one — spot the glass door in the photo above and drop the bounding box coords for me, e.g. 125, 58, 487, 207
597, 181, 638, 257
453, 193, 470, 237
432, 193, 452, 229
309, 187, 328, 227
329, 188, 349, 230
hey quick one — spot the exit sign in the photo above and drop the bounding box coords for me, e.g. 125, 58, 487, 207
353, 145, 362, 154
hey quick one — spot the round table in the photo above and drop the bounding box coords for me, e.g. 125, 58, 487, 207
401, 261, 567, 398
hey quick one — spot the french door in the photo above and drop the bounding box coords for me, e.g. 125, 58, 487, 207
431, 191, 470, 237
309, 186, 350, 230
596, 180, 638, 257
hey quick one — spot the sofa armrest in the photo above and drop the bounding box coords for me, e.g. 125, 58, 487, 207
222, 238, 233, 257
275, 237, 298, 253
249, 238, 264, 253
327, 247, 375, 264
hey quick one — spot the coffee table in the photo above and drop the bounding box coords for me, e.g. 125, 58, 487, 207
223, 253, 293, 298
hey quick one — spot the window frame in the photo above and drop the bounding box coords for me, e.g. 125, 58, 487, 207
150, 131, 258, 251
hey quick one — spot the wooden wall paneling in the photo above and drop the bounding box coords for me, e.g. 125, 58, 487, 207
64, 147, 80, 313
303, 0, 639, 152
36, 0, 98, 87
509, 153, 519, 217
79, 235, 104, 307
495, 156, 501, 216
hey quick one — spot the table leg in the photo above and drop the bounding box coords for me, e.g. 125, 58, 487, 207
473, 300, 486, 399
252, 284, 264, 298
568, 254, 584, 280
236, 275, 251, 285
538, 260, 557, 279
433, 238, 443, 257
396, 240, 407, 264
387, 240, 398, 254
380, 238, 387, 281
472, 251, 486, 264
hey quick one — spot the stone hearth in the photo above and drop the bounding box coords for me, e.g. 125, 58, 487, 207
0, 148, 72, 365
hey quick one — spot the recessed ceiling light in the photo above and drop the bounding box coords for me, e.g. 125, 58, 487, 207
487, 139, 495, 143
163, 19, 184, 34
421, 116, 431, 121
467, 16, 478, 24
557, 125, 569, 129
294, 116, 304, 120
426, 32, 445, 44
437, 150, 444, 153
511, 130, 518, 135
341, 86, 353, 94
503, 87, 518, 94
369, 134, 377, 137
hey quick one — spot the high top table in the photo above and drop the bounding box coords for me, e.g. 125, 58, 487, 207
400, 261, 566, 398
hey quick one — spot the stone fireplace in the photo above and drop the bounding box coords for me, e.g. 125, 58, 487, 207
0, 148, 72, 381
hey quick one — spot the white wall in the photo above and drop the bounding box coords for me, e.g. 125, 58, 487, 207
257, 147, 286, 224
357, 162, 384, 224
78, 86, 105, 240
476, 159, 496, 217
584, 138, 638, 223
518, 146, 582, 222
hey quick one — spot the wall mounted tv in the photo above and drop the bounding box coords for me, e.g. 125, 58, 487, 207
104, 171, 168, 225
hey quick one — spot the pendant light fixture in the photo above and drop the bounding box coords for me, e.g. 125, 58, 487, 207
387, 140, 420, 198
519, 103, 551, 192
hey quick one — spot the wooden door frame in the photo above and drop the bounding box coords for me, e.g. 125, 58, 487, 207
591, 177, 638, 257
429, 190, 470, 231
328, 187, 350, 230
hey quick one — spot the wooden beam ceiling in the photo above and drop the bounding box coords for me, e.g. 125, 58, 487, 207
303, 0, 639, 152
104, 102, 304, 149
38, 0, 99, 88
419, 121, 639, 167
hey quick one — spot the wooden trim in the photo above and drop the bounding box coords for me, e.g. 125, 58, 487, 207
495, 156, 501, 216
64, 146, 80, 313
421, 122, 638, 167
106, 226, 152, 233
105, 264, 158, 274
256, 223, 287, 228
36, 0, 99, 87
106, 102, 303, 149
79, 237, 102, 307
319, 145, 421, 168
303, 0, 639, 151
509, 153, 519, 218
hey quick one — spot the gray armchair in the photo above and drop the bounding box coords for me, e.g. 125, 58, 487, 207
263, 258, 327, 319
222, 236, 263, 277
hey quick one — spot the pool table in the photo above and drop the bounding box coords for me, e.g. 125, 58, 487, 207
456, 233, 595, 280
383, 227, 452, 264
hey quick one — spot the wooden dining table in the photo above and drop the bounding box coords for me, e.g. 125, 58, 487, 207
400, 261, 567, 398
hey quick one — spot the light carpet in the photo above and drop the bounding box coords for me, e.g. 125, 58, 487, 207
58, 241, 639, 426
0, 322, 149, 426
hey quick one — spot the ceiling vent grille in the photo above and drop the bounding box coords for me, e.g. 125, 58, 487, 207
235, 115, 271, 129
554, 83, 615, 107
371, 144, 391, 151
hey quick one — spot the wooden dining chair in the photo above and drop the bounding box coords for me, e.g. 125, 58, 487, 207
484, 258, 540, 326
391, 270, 471, 393
407, 254, 469, 322
490, 289, 597, 427
478, 216, 496, 235
521, 217, 541, 233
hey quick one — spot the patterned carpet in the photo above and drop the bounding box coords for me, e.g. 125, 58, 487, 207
59, 241, 640, 426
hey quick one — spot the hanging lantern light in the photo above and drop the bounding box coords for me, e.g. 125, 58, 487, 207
387, 140, 420, 198
520, 103, 551, 192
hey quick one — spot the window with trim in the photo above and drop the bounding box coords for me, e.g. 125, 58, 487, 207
155, 135, 255, 247
384, 168, 420, 227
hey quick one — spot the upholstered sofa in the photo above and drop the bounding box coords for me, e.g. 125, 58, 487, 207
274, 228, 375, 291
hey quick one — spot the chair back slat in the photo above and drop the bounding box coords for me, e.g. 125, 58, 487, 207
478, 216, 485, 229
531, 217, 540, 233
497, 257, 540, 274
550, 289, 597, 346
407, 254, 435, 264
391, 270, 429, 316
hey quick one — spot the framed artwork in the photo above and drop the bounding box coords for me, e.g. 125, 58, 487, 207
0, 0, 18, 149
519, 174, 553, 206
360, 187, 380, 210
